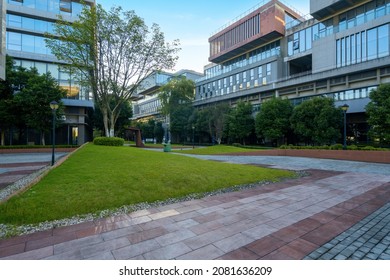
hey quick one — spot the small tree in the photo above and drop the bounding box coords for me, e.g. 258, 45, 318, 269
159, 77, 195, 143
366, 84, 390, 146
14, 69, 66, 145
227, 101, 254, 145
290, 97, 342, 145
255, 97, 293, 146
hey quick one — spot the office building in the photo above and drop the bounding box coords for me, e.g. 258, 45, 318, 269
132, 69, 204, 122
4, 0, 95, 145
195, 0, 390, 143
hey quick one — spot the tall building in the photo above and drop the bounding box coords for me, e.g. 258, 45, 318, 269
195, 0, 390, 144
132, 69, 204, 122
4, 0, 95, 145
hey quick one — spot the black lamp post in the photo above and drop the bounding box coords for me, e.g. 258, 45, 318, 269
50, 101, 59, 166
192, 125, 195, 149
340, 104, 349, 150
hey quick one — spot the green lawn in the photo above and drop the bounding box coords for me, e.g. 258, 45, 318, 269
0, 144, 293, 226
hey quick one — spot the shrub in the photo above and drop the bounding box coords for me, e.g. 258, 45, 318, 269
330, 144, 343, 150
93, 137, 124, 146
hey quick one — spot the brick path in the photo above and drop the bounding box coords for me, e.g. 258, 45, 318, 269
1, 166, 389, 260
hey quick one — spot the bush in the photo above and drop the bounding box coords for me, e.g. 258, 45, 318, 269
93, 137, 124, 146
330, 144, 343, 150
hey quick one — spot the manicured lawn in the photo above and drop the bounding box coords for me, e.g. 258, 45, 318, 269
0, 144, 293, 226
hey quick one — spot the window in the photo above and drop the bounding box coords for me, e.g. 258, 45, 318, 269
378, 24, 389, 57
258, 66, 262, 78
7, 14, 22, 28
367, 28, 377, 60
60, 0, 71, 13
266, 63, 271, 76
7, 32, 22, 51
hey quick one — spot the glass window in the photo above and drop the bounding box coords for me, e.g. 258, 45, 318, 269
48, 64, 59, 79
356, 6, 365, 25
60, 0, 71, 14
356, 33, 361, 63
336, 39, 341, 67
258, 66, 262, 78
341, 38, 346, 66
36, 0, 48, 11
378, 24, 389, 57
339, 13, 347, 31
24, 0, 36, 9
376, 0, 386, 17
306, 27, 312, 50
48, 0, 60, 13
72, 2, 84, 17
22, 34, 35, 53
35, 62, 47, 74
287, 35, 293, 56
346, 36, 350, 65
35, 19, 49, 32
7, 32, 22, 51
22, 17, 35, 31
9, 0, 23, 6
35, 36, 48, 54
22, 60, 34, 69
236, 73, 240, 84
362, 31, 367, 61
7, 14, 22, 28
347, 10, 356, 29
266, 63, 271, 76
366, 1, 376, 21
299, 29, 306, 52
351, 34, 356, 64
367, 28, 377, 60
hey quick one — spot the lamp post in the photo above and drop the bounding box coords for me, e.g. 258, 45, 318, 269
340, 104, 349, 150
50, 101, 59, 166
192, 125, 195, 149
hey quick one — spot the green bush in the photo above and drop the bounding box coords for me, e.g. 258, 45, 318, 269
93, 137, 124, 146
330, 144, 343, 150
0, 145, 78, 149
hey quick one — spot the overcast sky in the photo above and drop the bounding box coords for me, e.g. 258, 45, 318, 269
97, 0, 310, 73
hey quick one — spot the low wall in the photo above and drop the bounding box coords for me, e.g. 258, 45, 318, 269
0, 148, 77, 154
228, 149, 390, 164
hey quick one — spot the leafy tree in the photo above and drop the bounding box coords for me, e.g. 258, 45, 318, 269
255, 97, 293, 146
93, 96, 132, 137
14, 68, 66, 145
366, 84, 390, 145
45, 4, 180, 137
227, 101, 254, 145
290, 97, 342, 145
159, 77, 195, 143
0, 57, 16, 145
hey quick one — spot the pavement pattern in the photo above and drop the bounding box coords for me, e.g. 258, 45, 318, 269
0, 153, 389, 260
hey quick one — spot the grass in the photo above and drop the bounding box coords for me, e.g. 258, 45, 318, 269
0, 144, 293, 226
174, 145, 264, 155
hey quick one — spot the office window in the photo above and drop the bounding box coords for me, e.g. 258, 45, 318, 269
9, 0, 23, 6
258, 66, 262, 78
7, 32, 22, 51
24, 0, 35, 9
60, 0, 71, 13
378, 24, 389, 57
266, 63, 271, 76
22, 34, 35, 53
367, 28, 377, 60
250, 69, 254, 80
22, 17, 35, 30
36, 0, 49, 11
7, 14, 22, 28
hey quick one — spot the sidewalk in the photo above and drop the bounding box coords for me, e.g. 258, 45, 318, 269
0, 152, 389, 259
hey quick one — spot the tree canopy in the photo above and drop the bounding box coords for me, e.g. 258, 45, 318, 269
366, 84, 390, 145
290, 97, 342, 145
255, 97, 293, 146
45, 4, 180, 137
227, 101, 254, 145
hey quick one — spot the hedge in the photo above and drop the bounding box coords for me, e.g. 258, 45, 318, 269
93, 137, 124, 146
278, 144, 388, 151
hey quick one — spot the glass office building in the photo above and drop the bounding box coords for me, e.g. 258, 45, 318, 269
3, 0, 95, 145
195, 0, 390, 143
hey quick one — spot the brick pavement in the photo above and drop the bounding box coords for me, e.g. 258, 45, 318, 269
1, 168, 389, 260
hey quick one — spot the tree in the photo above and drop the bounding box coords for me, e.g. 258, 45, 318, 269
366, 84, 390, 145
0, 57, 16, 145
45, 4, 180, 137
255, 97, 293, 146
93, 96, 132, 137
227, 101, 254, 145
159, 77, 195, 143
14, 69, 66, 145
290, 97, 342, 145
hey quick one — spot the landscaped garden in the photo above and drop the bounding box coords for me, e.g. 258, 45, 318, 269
0, 144, 294, 229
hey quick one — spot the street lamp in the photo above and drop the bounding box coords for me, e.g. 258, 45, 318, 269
192, 125, 195, 149
50, 101, 59, 166
340, 103, 349, 150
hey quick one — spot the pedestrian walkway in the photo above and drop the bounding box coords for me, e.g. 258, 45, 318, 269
0, 160, 389, 259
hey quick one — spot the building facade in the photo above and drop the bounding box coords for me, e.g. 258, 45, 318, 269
4, 0, 95, 145
195, 0, 390, 144
132, 69, 204, 122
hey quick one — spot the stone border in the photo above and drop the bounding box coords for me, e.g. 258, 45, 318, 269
225, 149, 390, 164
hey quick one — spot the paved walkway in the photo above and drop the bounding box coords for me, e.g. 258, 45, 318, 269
0, 153, 389, 260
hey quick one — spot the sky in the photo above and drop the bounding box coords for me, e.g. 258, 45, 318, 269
97, 0, 310, 74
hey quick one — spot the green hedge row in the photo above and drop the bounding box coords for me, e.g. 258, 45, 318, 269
279, 144, 388, 151
93, 137, 124, 146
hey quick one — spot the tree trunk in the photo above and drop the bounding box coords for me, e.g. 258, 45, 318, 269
41, 131, 46, 146
1, 130, 5, 146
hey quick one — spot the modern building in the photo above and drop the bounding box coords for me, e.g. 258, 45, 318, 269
4, 0, 95, 145
132, 69, 204, 122
195, 0, 390, 144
